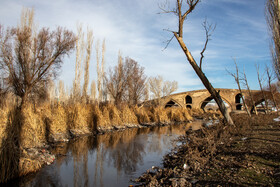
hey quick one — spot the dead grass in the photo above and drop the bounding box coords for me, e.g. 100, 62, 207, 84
134, 106, 151, 124
0, 102, 194, 183
107, 104, 123, 126
119, 104, 138, 125
67, 103, 92, 136
92, 104, 105, 130
40, 103, 69, 142
149, 106, 170, 124
20, 104, 46, 148
0, 107, 21, 183
101, 106, 111, 127
0, 107, 9, 148
167, 108, 193, 122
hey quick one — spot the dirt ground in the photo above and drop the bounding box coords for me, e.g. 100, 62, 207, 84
135, 113, 280, 186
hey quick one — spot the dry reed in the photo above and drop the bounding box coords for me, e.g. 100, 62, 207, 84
134, 106, 151, 124
107, 104, 122, 126
68, 103, 92, 136
0, 107, 21, 183
40, 103, 69, 142
20, 105, 46, 148
151, 106, 170, 124
119, 105, 138, 125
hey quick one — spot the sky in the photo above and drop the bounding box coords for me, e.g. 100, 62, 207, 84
0, 0, 272, 93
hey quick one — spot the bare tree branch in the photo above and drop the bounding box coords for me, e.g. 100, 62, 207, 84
227, 59, 251, 117
200, 18, 216, 69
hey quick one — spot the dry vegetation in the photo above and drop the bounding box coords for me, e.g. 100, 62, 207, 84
0, 101, 193, 183
136, 113, 280, 186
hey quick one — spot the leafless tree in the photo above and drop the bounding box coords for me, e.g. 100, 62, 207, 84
149, 75, 178, 105
96, 39, 106, 103
0, 8, 76, 107
242, 68, 258, 115
149, 75, 163, 104
126, 57, 147, 105
73, 23, 84, 101
266, 0, 280, 80
82, 28, 93, 103
256, 64, 269, 113
160, 0, 234, 125
90, 80, 96, 103
266, 65, 279, 112
48, 80, 56, 104
58, 80, 66, 103
105, 55, 147, 106
105, 52, 127, 106
228, 61, 251, 117
144, 82, 150, 101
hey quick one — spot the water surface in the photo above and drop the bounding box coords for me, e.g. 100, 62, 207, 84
19, 122, 202, 187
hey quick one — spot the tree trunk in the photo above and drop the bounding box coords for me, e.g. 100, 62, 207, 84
174, 32, 234, 125
236, 83, 251, 117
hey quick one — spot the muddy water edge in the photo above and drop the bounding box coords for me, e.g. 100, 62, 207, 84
3, 121, 204, 186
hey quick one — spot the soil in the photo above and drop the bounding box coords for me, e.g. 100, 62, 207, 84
135, 113, 280, 186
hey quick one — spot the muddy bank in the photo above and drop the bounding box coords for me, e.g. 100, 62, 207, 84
135, 113, 280, 186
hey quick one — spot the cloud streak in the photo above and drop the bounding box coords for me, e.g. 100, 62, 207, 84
0, 0, 271, 92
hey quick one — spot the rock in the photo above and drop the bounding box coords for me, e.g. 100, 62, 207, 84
69, 129, 91, 137
170, 178, 191, 187
49, 133, 70, 143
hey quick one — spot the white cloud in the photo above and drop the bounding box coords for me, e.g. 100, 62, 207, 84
0, 0, 271, 92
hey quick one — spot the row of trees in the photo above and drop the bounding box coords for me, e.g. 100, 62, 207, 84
0, 8, 178, 108
54, 52, 178, 106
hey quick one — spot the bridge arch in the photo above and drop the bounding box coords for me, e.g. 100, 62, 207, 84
200, 95, 232, 111
251, 98, 266, 112
165, 99, 182, 108
235, 93, 242, 110
185, 95, 192, 109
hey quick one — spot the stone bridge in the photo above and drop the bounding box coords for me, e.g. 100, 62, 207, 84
148, 88, 264, 112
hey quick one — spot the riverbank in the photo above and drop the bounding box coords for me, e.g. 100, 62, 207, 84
135, 113, 280, 186
0, 103, 195, 183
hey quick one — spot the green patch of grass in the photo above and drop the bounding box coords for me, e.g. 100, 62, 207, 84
238, 168, 273, 185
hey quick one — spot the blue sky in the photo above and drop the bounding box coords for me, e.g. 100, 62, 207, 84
0, 0, 271, 92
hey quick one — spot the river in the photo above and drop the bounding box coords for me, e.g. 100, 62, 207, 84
12, 121, 202, 187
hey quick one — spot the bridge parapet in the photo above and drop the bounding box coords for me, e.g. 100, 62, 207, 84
146, 88, 263, 112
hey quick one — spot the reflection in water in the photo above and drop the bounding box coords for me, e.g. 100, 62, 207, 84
18, 121, 202, 187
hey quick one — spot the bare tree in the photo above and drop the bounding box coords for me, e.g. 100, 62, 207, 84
149, 75, 178, 105
228, 61, 251, 117
0, 8, 76, 107
82, 28, 94, 102
126, 57, 147, 105
73, 23, 84, 101
101, 39, 106, 101
266, 65, 279, 112
144, 82, 150, 101
90, 80, 96, 103
243, 68, 258, 115
95, 39, 106, 103
149, 75, 163, 105
161, 0, 234, 125
58, 80, 66, 102
266, 0, 280, 80
96, 40, 101, 103
256, 64, 269, 113
48, 80, 56, 104
105, 52, 127, 105
163, 80, 178, 97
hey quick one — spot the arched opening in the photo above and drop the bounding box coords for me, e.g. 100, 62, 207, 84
236, 104, 242, 110
165, 100, 179, 108
186, 105, 192, 109
235, 93, 242, 104
201, 96, 230, 111
253, 99, 275, 112
185, 95, 192, 104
